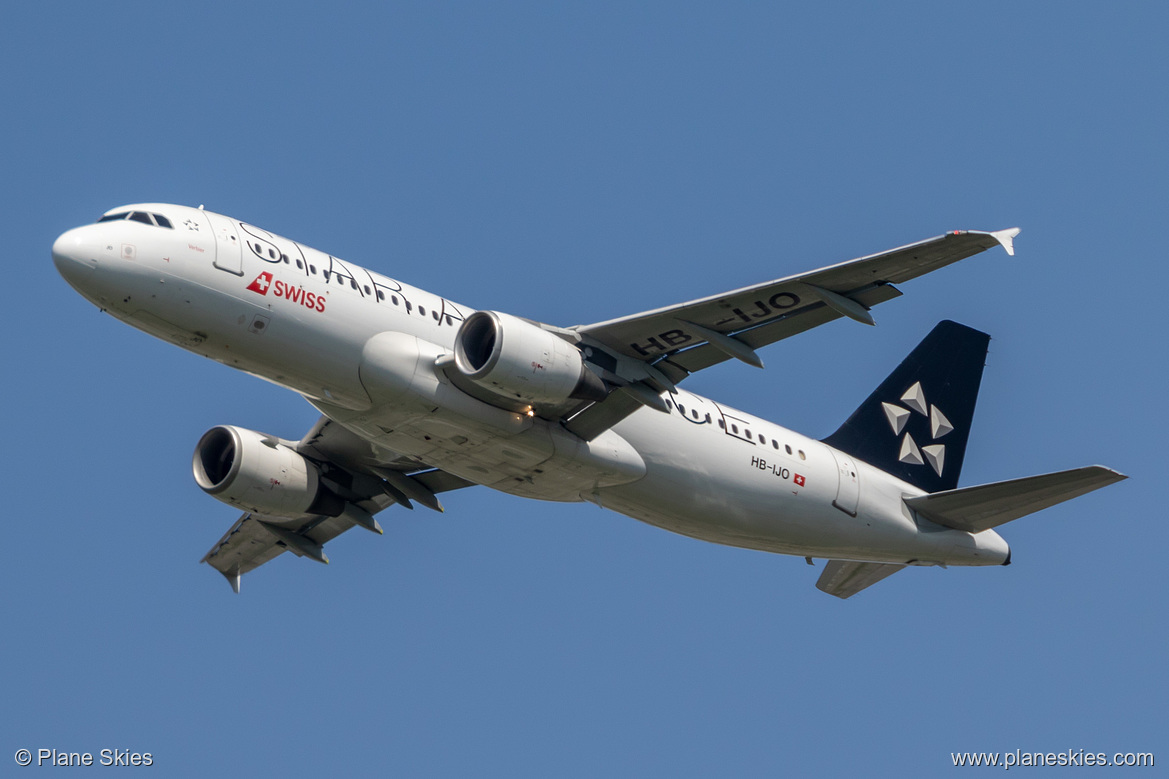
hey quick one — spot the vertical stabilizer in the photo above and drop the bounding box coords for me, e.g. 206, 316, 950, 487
822, 321, 989, 493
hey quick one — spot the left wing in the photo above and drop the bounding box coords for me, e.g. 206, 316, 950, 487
201, 418, 474, 592
563, 229, 1018, 440
576, 228, 1019, 382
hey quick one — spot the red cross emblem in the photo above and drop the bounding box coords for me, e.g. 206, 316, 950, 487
793, 474, 806, 487
247, 272, 273, 295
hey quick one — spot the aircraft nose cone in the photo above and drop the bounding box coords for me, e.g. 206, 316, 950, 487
52, 226, 99, 288
53, 227, 83, 268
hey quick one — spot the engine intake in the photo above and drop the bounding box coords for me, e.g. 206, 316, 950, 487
193, 425, 342, 518
454, 311, 606, 406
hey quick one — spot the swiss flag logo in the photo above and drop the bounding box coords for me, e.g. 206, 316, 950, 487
793, 474, 806, 487
247, 272, 273, 295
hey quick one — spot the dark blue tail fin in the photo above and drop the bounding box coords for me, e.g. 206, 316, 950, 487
822, 321, 989, 493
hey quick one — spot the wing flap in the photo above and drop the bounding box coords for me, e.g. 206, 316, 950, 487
657, 283, 902, 381
904, 466, 1127, 533
563, 387, 644, 441
816, 560, 906, 599
200, 514, 292, 586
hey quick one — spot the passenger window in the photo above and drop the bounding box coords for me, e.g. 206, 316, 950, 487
745, 430, 752, 440
364, 285, 371, 294
310, 265, 317, 274
350, 279, 357, 290
419, 306, 427, 316
376, 290, 385, 301
718, 419, 725, 430
772, 440, 779, 450
799, 450, 806, 460
391, 295, 399, 306
432, 310, 440, 321
691, 409, 699, 419
154, 214, 173, 228
129, 212, 153, 225
296, 260, 303, 269
268, 249, 276, 259
785, 445, 792, 455
731, 424, 738, 434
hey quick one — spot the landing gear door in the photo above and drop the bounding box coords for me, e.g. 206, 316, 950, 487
204, 211, 243, 276
828, 448, 860, 516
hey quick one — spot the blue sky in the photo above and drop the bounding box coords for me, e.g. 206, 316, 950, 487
3, 2, 1165, 775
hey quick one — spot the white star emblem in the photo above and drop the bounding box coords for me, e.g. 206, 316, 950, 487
886, 383, 951, 477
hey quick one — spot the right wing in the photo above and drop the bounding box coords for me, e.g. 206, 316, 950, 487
201, 418, 474, 592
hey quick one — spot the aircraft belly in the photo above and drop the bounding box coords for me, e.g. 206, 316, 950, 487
320, 399, 645, 501
344, 330, 648, 499
600, 408, 843, 553
601, 401, 996, 565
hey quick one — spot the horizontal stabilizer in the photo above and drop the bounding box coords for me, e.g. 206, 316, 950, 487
816, 560, 906, 599
904, 466, 1127, 533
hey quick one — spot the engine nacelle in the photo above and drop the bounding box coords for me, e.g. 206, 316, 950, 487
453, 311, 606, 405
192, 425, 341, 518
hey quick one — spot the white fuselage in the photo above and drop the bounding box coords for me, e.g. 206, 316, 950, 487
53, 203, 1009, 568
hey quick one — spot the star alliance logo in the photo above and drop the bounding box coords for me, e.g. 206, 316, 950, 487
882, 381, 952, 476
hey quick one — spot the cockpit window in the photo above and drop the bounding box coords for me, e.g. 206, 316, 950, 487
97, 211, 174, 228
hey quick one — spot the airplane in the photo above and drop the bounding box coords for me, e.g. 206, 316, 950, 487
52, 204, 1126, 598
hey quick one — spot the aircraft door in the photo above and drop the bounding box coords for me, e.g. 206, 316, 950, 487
828, 448, 860, 516
203, 211, 243, 276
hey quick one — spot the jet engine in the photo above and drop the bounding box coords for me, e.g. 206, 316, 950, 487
453, 311, 606, 406
192, 426, 343, 518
